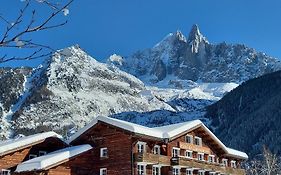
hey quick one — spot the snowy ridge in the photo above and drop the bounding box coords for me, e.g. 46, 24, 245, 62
15, 144, 92, 172
115, 24, 281, 85
11, 45, 175, 137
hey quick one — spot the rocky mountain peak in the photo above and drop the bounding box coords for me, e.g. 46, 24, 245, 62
187, 24, 209, 53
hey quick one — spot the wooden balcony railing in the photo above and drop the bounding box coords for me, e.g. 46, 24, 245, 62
178, 141, 211, 154
171, 157, 245, 175
133, 153, 170, 166
134, 153, 245, 175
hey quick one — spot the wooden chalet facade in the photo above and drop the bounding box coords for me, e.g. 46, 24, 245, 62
0, 117, 248, 175
67, 116, 248, 175
0, 132, 66, 175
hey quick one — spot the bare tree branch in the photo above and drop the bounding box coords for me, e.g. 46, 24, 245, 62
0, 0, 74, 63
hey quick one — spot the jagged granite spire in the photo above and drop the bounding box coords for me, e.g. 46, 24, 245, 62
187, 24, 209, 53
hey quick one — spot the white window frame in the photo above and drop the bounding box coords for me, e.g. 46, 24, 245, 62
185, 134, 193, 144
153, 145, 160, 155
222, 158, 228, 167
137, 141, 146, 153
100, 168, 107, 175
185, 150, 193, 159
194, 136, 202, 146
39, 151, 47, 156
28, 154, 37, 160
0, 169, 11, 175
197, 153, 204, 161
152, 165, 161, 175
208, 155, 215, 163
198, 170, 205, 175
100, 147, 108, 158
172, 167, 180, 175
186, 169, 193, 175
137, 164, 146, 175
231, 160, 237, 168
172, 147, 180, 157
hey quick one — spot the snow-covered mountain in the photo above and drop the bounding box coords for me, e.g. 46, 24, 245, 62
0, 45, 238, 139
111, 24, 281, 87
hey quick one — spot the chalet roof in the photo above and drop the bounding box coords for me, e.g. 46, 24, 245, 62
0, 131, 63, 156
15, 144, 92, 172
68, 116, 248, 160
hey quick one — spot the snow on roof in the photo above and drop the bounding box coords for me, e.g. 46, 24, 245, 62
68, 116, 248, 160
226, 147, 249, 160
15, 144, 92, 172
0, 131, 62, 156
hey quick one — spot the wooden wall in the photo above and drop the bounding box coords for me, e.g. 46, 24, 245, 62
71, 122, 133, 175
0, 137, 66, 171
0, 148, 31, 170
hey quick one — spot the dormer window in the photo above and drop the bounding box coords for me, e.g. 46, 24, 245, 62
185, 134, 193, 144
137, 141, 146, 153
194, 137, 202, 146
185, 150, 193, 159
152, 145, 160, 155
197, 153, 204, 161
231, 160, 237, 168
208, 155, 215, 163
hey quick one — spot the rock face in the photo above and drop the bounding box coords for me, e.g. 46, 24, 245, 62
205, 70, 281, 157
0, 45, 174, 139
0, 67, 33, 139
113, 24, 281, 86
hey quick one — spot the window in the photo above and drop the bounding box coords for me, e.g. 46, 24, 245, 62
185, 150, 193, 159
39, 151, 47, 156
172, 167, 180, 175
208, 155, 215, 163
209, 172, 216, 175
185, 134, 193, 144
194, 137, 202, 146
222, 158, 228, 167
172, 147, 180, 157
197, 153, 204, 161
231, 160, 237, 168
137, 141, 146, 153
28, 154, 37, 160
100, 148, 108, 158
186, 169, 192, 175
152, 166, 161, 175
137, 165, 146, 175
198, 171, 205, 175
0, 169, 10, 175
100, 168, 107, 175
153, 145, 160, 155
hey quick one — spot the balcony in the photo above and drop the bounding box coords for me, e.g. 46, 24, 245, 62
133, 152, 170, 166
171, 157, 245, 175
178, 141, 211, 154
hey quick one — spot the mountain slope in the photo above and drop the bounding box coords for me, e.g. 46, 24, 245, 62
205, 70, 281, 156
111, 24, 281, 86
0, 45, 239, 139
0, 45, 175, 138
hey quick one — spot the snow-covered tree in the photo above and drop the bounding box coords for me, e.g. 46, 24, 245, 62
0, 0, 74, 63
246, 146, 280, 175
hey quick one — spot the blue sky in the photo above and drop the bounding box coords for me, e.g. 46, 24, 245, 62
1, 0, 281, 67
